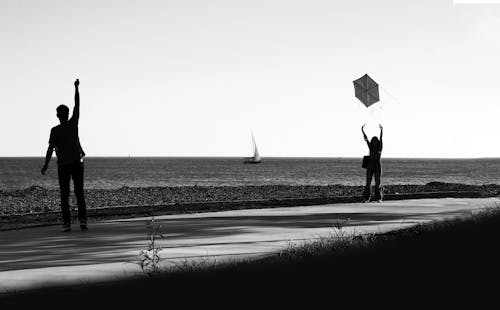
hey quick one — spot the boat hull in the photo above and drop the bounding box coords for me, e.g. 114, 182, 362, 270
243, 158, 261, 164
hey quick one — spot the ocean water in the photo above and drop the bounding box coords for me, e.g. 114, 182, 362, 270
0, 157, 499, 191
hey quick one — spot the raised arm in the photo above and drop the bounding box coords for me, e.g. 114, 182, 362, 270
379, 124, 383, 150
361, 124, 369, 144
71, 79, 80, 123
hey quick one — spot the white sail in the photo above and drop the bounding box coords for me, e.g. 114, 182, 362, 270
253, 142, 260, 160
252, 132, 261, 161
244, 131, 261, 163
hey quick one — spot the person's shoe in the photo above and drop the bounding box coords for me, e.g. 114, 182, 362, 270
376, 199, 383, 203
362, 199, 371, 203
80, 223, 88, 231
61, 225, 71, 232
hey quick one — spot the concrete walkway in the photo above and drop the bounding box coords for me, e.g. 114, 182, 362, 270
0, 197, 498, 293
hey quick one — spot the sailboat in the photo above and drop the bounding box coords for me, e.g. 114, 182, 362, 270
244, 132, 262, 164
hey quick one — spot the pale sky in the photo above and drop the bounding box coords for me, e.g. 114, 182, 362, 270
1, 0, 499, 158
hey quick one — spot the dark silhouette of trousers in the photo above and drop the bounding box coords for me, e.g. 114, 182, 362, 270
57, 160, 87, 225
364, 161, 383, 201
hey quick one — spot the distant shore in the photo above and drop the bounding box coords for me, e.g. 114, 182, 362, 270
1, 182, 499, 217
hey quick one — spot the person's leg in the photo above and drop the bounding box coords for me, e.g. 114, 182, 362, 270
364, 165, 374, 201
71, 161, 87, 229
57, 165, 71, 230
374, 163, 382, 201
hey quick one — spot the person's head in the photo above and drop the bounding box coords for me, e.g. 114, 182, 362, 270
370, 136, 380, 147
56, 105, 69, 123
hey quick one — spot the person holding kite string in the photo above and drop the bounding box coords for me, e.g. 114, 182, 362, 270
353, 73, 383, 202
362, 124, 383, 202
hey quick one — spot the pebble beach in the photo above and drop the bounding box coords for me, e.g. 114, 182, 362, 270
1, 182, 499, 216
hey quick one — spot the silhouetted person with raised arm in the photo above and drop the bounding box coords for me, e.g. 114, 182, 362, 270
41, 79, 87, 232
362, 124, 383, 202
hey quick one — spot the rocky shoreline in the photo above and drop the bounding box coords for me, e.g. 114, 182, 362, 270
1, 182, 499, 216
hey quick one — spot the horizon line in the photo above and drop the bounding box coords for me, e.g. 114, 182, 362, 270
1, 156, 499, 160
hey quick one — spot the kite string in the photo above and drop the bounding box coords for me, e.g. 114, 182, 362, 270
379, 85, 400, 104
